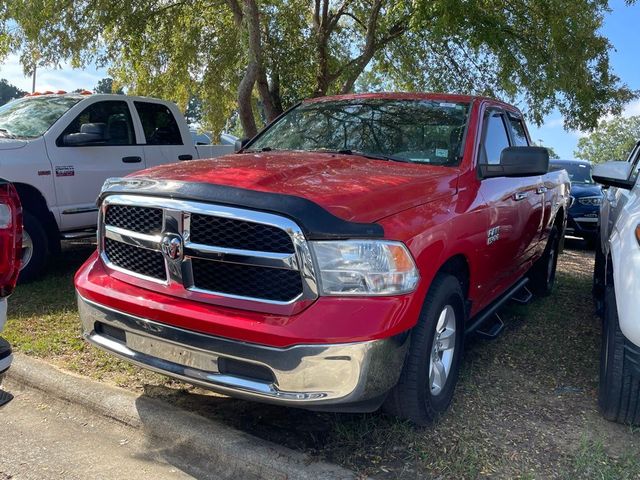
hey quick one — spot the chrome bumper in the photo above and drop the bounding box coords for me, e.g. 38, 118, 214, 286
77, 294, 409, 408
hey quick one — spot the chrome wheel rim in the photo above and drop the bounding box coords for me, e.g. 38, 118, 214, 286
429, 304, 457, 396
20, 229, 33, 271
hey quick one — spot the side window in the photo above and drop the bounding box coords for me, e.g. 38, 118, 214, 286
508, 118, 529, 146
629, 148, 640, 184
481, 113, 510, 165
58, 101, 135, 146
134, 102, 183, 145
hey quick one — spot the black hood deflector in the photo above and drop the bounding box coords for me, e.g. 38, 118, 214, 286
99, 177, 384, 240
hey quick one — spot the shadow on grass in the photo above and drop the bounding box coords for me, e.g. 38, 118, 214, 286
11, 241, 95, 317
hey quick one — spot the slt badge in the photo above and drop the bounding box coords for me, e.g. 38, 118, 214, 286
487, 226, 500, 245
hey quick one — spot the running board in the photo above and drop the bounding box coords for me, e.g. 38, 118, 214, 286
60, 230, 96, 240
465, 277, 529, 337
476, 313, 504, 339
511, 285, 533, 305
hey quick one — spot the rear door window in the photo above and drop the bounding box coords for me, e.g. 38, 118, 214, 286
134, 102, 183, 145
508, 117, 529, 146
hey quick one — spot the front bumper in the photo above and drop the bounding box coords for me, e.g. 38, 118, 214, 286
78, 294, 409, 410
566, 205, 599, 239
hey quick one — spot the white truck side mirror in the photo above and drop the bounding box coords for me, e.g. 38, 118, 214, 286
593, 161, 634, 190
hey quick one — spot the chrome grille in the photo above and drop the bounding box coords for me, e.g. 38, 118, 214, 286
191, 259, 303, 302
104, 205, 163, 234
99, 195, 318, 311
190, 214, 294, 253
104, 238, 166, 280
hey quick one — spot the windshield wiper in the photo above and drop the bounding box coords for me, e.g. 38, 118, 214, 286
334, 149, 413, 163
243, 147, 274, 153
0, 128, 16, 139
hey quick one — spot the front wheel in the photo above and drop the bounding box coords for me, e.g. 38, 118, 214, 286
18, 210, 49, 283
599, 283, 640, 425
383, 273, 465, 425
529, 225, 559, 296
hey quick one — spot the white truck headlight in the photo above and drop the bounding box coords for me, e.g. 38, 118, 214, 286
310, 240, 419, 295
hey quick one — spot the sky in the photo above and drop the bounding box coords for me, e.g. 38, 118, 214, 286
0, 0, 639, 157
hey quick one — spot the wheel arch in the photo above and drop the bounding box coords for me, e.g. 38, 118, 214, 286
433, 254, 471, 313
13, 182, 60, 253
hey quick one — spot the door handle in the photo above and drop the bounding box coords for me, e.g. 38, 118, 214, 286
178, 154, 193, 161
122, 156, 142, 163
513, 192, 528, 201
536, 186, 548, 194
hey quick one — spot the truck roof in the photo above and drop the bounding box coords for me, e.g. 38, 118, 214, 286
305, 92, 521, 112
19, 93, 177, 104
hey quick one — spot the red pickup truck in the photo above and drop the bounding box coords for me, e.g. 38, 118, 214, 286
0, 178, 22, 386
75, 93, 570, 424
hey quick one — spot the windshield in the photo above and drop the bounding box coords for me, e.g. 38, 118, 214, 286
550, 162, 595, 185
248, 99, 471, 166
0, 96, 82, 138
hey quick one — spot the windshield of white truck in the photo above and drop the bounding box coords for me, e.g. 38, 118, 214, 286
247, 99, 471, 166
0, 96, 82, 138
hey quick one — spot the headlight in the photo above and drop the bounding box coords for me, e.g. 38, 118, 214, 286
310, 240, 419, 295
578, 196, 602, 206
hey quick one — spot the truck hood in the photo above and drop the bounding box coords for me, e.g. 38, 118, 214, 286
0, 138, 28, 151
570, 183, 602, 198
131, 151, 459, 223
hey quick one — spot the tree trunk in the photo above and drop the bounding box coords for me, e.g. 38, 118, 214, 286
269, 70, 284, 116
237, 61, 259, 138
257, 70, 277, 122
244, 0, 278, 129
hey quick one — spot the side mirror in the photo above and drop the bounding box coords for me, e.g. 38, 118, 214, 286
479, 146, 549, 179
592, 161, 634, 189
234, 137, 250, 152
62, 122, 107, 146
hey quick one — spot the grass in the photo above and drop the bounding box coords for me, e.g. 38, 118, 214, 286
5, 239, 640, 479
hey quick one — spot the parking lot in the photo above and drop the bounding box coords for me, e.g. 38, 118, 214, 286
4, 239, 640, 479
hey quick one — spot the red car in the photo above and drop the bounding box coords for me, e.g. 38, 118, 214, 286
75, 93, 570, 424
0, 178, 22, 386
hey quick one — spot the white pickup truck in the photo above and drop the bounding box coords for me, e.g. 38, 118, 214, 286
0, 93, 234, 281
593, 146, 640, 426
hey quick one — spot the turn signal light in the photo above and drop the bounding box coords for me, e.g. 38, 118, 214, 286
636, 224, 640, 246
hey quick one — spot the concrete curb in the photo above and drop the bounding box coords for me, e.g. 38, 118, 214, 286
7, 353, 358, 480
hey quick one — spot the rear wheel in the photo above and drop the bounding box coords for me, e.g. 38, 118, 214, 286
599, 283, 640, 425
383, 274, 465, 425
18, 210, 49, 283
529, 225, 559, 296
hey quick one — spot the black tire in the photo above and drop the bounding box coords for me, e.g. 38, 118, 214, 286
383, 274, 465, 425
528, 225, 560, 296
599, 283, 640, 425
18, 210, 49, 283
584, 235, 597, 250
593, 237, 606, 318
